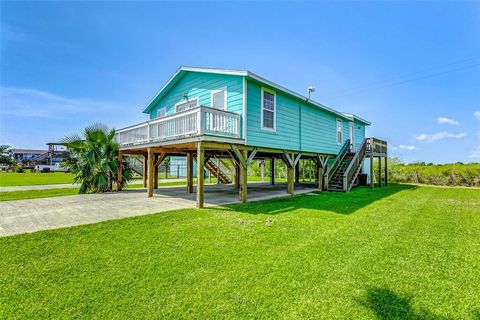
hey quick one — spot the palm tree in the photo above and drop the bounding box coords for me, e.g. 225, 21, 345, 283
60, 123, 132, 193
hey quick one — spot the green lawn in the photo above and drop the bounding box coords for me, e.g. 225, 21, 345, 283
1, 184, 479, 319
0, 180, 215, 201
0, 172, 75, 186
0, 187, 79, 201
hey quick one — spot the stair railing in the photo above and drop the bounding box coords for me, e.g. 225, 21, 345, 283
343, 138, 368, 191
217, 158, 233, 181
325, 139, 350, 187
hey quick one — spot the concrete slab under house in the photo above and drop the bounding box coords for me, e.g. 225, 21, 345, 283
115, 67, 388, 208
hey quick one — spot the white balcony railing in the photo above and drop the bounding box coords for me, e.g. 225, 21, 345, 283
115, 106, 241, 147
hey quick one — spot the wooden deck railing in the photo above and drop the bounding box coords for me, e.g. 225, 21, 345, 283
115, 107, 241, 147
366, 137, 388, 155
343, 138, 368, 191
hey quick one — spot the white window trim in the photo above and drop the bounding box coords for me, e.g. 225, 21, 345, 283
157, 107, 166, 118
175, 97, 199, 112
210, 87, 228, 110
261, 87, 276, 132
336, 119, 343, 145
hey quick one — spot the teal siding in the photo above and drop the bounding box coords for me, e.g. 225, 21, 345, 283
353, 119, 366, 150
148, 72, 244, 136
246, 80, 352, 154
246, 81, 300, 150
145, 71, 369, 155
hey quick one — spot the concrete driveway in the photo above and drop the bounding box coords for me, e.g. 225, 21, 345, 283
0, 183, 317, 237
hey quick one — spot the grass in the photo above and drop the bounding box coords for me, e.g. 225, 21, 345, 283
1, 184, 479, 318
0, 181, 187, 201
0, 178, 267, 201
0, 172, 75, 186
0, 180, 221, 201
0, 188, 79, 201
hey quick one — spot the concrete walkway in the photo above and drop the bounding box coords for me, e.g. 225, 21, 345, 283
0, 183, 317, 237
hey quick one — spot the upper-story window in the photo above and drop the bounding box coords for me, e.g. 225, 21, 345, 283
336, 119, 343, 145
157, 107, 166, 118
176, 98, 198, 112
211, 88, 227, 110
261, 88, 276, 131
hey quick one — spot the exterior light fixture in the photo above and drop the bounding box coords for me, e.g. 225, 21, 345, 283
307, 86, 316, 99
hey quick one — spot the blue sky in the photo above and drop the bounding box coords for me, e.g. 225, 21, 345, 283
1, 1, 479, 163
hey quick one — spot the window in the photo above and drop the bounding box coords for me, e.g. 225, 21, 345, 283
211, 88, 227, 110
157, 107, 166, 118
175, 98, 198, 112
261, 88, 275, 131
336, 119, 343, 145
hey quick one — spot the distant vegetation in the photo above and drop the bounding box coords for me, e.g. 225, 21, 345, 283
379, 158, 480, 187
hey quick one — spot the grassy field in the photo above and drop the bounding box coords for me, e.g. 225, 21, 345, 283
0, 187, 79, 201
1, 184, 479, 318
0, 172, 75, 186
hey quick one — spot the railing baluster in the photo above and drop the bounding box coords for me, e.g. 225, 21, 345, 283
115, 106, 241, 145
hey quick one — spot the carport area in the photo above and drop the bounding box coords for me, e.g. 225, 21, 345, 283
0, 182, 318, 237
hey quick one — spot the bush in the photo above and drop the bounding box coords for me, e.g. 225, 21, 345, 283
382, 158, 480, 187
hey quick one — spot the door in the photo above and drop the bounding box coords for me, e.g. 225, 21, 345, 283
349, 122, 355, 152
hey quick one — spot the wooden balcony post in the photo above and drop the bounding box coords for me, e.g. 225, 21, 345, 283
187, 152, 193, 193
283, 152, 300, 195
287, 165, 294, 195
117, 152, 123, 191
239, 149, 248, 202
378, 156, 382, 187
143, 155, 147, 188
370, 155, 374, 189
234, 163, 240, 189
196, 142, 205, 208
154, 155, 159, 189
147, 148, 154, 197
384, 156, 388, 186
270, 158, 275, 185
316, 155, 328, 191
317, 166, 324, 190
295, 161, 300, 184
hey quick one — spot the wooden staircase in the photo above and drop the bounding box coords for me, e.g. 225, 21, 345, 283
194, 156, 232, 184
205, 158, 232, 184
326, 138, 368, 192
125, 156, 144, 176
328, 153, 355, 191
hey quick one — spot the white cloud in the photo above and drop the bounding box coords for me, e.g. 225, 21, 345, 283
0, 86, 118, 119
474, 111, 480, 120
437, 117, 459, 125
469, 147, 480, 159
415, 131, 467, 142
399, 145, 417, 150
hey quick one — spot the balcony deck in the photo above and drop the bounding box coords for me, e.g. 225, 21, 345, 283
115, 106, 243, 149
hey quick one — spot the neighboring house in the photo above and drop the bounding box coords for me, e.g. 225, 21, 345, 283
115, 67, 387, 207
10, 143, 69, 167
10, 149, 47, 163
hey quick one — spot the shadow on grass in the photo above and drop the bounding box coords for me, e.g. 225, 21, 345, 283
219, 184, 418, 215
359, 287, 446, 320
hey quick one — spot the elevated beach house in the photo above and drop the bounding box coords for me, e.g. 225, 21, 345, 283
115, 67, 387, 208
